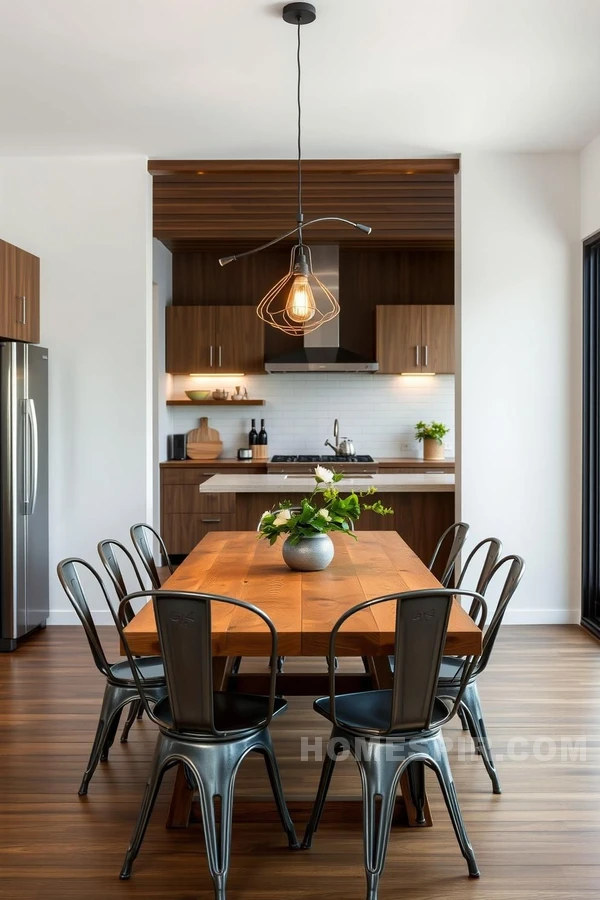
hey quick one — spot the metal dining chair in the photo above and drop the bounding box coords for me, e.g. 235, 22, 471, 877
437, 554, 525, 794
429, 521, 470, 586
115, 589, 300, 898
56, 558, 167, 796
98, 538, 156, 741
302, 587, 487, 900
130, 522, 174, 589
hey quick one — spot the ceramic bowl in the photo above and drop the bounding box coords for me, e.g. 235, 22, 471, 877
185, 390, 212, 401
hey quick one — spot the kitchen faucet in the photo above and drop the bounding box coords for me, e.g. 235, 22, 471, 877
324, 418, 355, 456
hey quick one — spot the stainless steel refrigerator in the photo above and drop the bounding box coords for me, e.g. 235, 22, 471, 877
0, 343, 49, 650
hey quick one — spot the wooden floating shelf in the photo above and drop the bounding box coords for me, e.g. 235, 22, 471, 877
167, 399, 266, 406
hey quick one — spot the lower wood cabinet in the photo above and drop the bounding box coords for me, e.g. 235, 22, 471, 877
163, 513, 237, 555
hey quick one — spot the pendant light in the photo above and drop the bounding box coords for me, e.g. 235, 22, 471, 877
218, 1, 372, 336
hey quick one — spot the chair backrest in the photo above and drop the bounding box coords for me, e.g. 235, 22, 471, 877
428, 522, 470, 586
456, 537, 503, 622
130, 523, 173, 589
475, 554, 525, 677
327, 587, 487, 736
97, 539, 146, 622
56, 558, 116, 677
116, 589, 279, 738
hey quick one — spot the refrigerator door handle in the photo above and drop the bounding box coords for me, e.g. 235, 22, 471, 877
28, 399, 39, 516
23, 399, 31, 513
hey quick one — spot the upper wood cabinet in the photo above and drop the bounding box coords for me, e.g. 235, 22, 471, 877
376, 305, 454, 374
166, 305, 265, 374
0, 240, 40, 344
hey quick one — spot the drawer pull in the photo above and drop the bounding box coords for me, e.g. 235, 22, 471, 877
201, 518, 221, 523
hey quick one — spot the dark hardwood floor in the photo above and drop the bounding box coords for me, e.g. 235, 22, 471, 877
0, 625, 599, 898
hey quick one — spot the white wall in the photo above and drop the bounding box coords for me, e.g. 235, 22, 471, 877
459, 153, 581, 624
581, 133, 600, 239
167, 373, 455, 459
152, 238, 172, 527
0, 157, 152, 622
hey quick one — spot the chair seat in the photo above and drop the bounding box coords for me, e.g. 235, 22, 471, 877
314, 690, 449, 736
437, 656, 467, 685
109, 656, 165, 684
153, 692, 288, 735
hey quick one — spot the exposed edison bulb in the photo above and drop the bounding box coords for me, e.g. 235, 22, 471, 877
285, 274, 316, 323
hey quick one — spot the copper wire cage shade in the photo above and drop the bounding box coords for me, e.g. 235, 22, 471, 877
256, 244, 340, 337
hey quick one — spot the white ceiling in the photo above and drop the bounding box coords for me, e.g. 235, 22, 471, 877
1, 0, 599, 157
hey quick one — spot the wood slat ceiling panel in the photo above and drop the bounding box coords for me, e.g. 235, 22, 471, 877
151, 160, 456, 250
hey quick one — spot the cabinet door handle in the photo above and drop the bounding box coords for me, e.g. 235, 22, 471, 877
209, 345, 213, 367
218, 346, 222, 367
201, 518, 221, 524
424, 345, 428, 367
415, 345, 420, 366
17, 295, 27, 325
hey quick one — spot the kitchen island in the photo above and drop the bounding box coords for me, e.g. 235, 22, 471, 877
192, 472, 455, 569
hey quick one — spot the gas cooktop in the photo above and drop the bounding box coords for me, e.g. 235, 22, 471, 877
270, 455, 375, 463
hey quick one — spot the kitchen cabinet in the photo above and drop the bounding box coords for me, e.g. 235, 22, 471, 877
0, 240, 40, 344
161, 462, 265, 556
376, 305, 454, 374
166, 305, 264, 374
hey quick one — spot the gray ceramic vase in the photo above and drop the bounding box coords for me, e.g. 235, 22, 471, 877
282, 533, 334, 572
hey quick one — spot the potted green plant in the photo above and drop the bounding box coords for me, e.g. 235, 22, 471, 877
415, 420, 450, 461
258, 466, 393, 572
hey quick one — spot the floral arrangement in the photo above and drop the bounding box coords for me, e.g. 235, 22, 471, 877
258, 465, 393, 546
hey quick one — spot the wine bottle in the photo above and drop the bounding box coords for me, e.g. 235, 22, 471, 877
258, 419, 268, 445
248, 419, 258, 446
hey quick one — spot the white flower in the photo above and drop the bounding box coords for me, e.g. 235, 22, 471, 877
315, 465, 334, 484
273, 508, 292, 527
259, 509, 272, 524
317, 508, 331, 521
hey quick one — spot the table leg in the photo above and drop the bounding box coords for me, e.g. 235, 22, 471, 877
166, 656, 234, 828
366, 656, 433, 828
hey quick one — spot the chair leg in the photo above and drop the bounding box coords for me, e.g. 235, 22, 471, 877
121, 699, 142, 743
461, 683, 501, 794
190, 757, 238, 900
100, 707, 123, 761
405, 760, 427, 825
79, 684, 130, 796
428, 739, 479, 877
230, 657, 242, 676
302, 738, 341, 849
120, 737, 170, 880
358, 753, 400, 900
255, 734, 300, 849
457, 703, 470, 732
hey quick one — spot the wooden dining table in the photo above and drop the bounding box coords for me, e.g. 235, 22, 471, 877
124, 530, 482, 829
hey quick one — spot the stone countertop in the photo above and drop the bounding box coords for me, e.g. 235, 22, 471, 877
199, 474, 455, 493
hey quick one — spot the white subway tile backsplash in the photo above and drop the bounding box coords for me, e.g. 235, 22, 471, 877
165, 374, 455, 459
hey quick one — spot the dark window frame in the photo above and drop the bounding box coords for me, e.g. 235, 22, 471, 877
582, 229, 600, 638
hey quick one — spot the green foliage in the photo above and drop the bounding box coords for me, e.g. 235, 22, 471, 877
257, 468, 393, 545
414, 420, 450, 444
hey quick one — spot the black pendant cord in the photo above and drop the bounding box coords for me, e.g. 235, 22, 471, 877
296, 18, 303, 246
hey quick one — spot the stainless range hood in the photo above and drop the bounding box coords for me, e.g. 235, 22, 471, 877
264, 245, 378, 373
